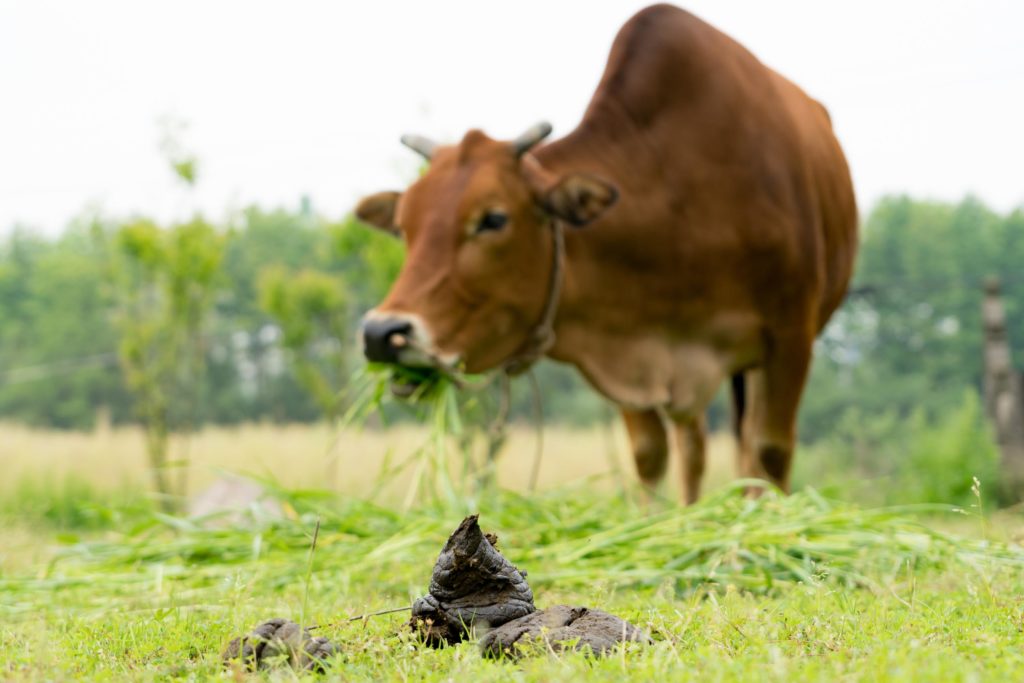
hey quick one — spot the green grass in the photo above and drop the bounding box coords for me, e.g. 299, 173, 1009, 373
0, 475, 152, 532
2, 481, 1024, 681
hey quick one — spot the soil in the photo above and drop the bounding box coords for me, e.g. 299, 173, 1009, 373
221, 618, 338, 672
409, 514, 535, 646
479, 605, 652, 658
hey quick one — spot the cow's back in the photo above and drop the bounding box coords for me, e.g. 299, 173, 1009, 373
769, 73, 858, 330
546, 4, 857, 334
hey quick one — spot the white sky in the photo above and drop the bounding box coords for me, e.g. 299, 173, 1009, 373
1, 0, 1022, 234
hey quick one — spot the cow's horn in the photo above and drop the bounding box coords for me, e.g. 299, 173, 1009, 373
512, 121, 553, 157
400, 134, 438, 160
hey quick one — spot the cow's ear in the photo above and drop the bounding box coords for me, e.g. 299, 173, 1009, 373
543, 174, 618, 227
355, 191, 402, 235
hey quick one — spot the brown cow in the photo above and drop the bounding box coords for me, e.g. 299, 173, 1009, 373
355, 4, 857, 502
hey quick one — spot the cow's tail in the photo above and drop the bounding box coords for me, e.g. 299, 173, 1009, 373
729, 372, 746, 442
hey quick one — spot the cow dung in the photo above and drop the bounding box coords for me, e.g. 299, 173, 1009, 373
219, 516, 648, 667
409, 514, 536, 646
221, 618, 338, 672
480, 605, 651, 658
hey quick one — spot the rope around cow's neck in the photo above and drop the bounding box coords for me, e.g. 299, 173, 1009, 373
501, 219, 566, 377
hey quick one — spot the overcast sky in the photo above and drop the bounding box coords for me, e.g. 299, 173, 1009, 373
1, 0, 1022, 234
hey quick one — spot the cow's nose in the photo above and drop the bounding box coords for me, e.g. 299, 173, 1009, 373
362, 317, 413, 363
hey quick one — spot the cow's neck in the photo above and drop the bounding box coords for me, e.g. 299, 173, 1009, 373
531, 113, 730, 413
533, 108, 653, 352
500, 219, 566, 377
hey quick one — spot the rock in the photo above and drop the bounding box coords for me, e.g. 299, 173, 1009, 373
479, 605, 651, 659
221, 618, 338, 672
188, 475, 280, 525
410, 515, 535, 646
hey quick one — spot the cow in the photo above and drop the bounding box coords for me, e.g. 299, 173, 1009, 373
354, 4, 857, 503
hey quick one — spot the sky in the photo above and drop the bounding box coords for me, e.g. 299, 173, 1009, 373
1, 0, 1022, 234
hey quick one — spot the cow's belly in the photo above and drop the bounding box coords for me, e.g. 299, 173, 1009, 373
571, 336, 729, 416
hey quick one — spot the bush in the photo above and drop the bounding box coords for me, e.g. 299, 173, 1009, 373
795, 390, 1001, 508
901, 390, 1000, 506
0, 476, 153, 531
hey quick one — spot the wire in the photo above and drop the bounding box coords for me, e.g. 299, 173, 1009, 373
848, 270, 1024, 298
2, 270, 1021, 388
0, 352, 119, 385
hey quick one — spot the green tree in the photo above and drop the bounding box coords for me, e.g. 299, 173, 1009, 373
0, 222, 131, 428
801, 195, 1020, 439
258, 266, 349, 418
108, 218, 225, 510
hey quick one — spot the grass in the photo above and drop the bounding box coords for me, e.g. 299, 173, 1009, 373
3, 414, 1024, 681
2, 477, 1024, 681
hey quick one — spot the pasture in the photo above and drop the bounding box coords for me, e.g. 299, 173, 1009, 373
3, 2, 1024, 681
3, 423, 1024, 681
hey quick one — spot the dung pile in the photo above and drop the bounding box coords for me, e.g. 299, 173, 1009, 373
409, 514, 535, 646
410, 515, 650, 658
221, 618, 337, 672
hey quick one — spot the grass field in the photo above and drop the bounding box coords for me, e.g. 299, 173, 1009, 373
2, 423, 1024, 681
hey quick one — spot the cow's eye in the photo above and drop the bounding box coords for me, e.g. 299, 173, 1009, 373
476, 210, 508, 233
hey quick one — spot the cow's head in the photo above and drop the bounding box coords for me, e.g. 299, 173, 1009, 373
355, 123, 617, 374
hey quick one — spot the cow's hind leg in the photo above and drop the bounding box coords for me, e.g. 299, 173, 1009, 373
669, 413, 707, 504
621, 408, 669, 491
735, 369, 762, 484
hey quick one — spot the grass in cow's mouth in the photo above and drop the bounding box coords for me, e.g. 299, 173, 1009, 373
342, 363, 505, 510
382, 364, 449, 402
338, 363, 451, 430
352, 362, 464, 410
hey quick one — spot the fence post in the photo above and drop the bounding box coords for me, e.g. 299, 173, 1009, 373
981, 276, 1024, 500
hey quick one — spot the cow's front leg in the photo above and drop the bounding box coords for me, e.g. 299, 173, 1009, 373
621, 408, 668, 492
744, 332, 813, 494
669, 413, 707, 504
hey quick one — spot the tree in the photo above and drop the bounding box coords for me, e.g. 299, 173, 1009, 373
258, 266, 349, 418
108, 218, 225, 510
800, 195, 1018, 439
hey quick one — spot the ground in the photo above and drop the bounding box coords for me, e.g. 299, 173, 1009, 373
4, 572, 1023, 681
2, 424, 1023, 681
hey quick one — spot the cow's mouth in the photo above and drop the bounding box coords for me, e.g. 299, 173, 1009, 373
387, 365, 446, 401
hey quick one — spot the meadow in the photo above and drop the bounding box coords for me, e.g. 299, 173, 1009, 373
2, 422, 1024, 681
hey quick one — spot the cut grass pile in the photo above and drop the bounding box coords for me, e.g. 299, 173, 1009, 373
2, 481, 1024, 680
0, 482, 1019, 618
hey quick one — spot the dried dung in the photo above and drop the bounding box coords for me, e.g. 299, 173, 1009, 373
480, 605, 651, 658
221, 618, 338, 672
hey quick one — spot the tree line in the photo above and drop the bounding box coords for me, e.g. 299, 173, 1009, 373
2, 195, 1023, 448
0, 202, 608, 434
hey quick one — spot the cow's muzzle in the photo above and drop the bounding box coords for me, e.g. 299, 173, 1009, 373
360, 311, 457, 371
362, 317, 413, 364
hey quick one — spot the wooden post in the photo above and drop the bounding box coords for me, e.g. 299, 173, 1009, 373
982, 276, 1024, 499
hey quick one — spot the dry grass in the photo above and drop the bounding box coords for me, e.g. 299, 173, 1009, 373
0, 421, 737, 504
